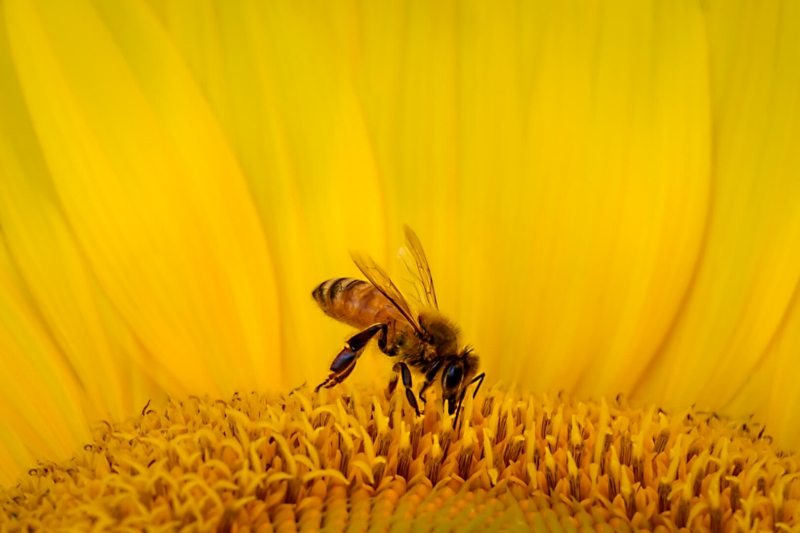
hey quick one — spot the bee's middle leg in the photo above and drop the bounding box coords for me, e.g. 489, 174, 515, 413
392, 362, 421, 417
417, 360, 444, 405
315, 324, 386, 392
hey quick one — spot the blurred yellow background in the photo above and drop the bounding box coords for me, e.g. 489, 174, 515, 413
0, 1, 798, 485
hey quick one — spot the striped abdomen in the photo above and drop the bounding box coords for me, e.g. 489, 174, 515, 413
312, 278, 408, 332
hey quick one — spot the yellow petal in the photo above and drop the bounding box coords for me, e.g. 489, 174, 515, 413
0, 239, 89, 485
634, 2, 800, 448
0, 7, 156, 425
4, 0, 282, 397
149, 2, 388, 383
464, 1, 710, 396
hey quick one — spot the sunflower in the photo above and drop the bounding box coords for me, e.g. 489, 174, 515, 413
1, 1, 799, 531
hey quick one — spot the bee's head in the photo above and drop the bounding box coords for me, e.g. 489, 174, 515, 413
441, 347, 480, 415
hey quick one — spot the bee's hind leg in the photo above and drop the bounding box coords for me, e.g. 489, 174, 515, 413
392, 362, 421, 417
315, 324, 386, 393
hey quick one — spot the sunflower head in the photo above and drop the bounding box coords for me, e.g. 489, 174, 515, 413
3, 384, 798, 531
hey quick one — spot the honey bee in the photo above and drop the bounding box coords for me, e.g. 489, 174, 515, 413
313, 226, 484, 425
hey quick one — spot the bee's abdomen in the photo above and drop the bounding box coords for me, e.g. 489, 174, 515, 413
312, 278, 364, 310
312, 277, 404, 330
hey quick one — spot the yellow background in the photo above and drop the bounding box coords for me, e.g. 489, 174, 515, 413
0, 1, 798, 485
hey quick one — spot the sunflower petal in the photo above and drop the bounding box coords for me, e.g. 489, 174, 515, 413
634, 2, 800, 439
695, 1, 800, 448
434, 1, 711, 397
150, 2, 388, 384
4, 0, 282, 397
0, 238, 89, 486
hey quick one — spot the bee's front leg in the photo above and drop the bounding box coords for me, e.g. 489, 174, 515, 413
315, 324, 386, 392
452, 372, 487, 432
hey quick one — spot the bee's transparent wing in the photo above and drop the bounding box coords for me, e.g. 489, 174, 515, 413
351, 252, 425, 337
399, 225, 438, 309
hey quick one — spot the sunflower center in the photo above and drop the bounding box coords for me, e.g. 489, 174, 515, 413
2, 385, 798, 531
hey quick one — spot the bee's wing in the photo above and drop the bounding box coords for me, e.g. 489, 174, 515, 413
399, 225, 438, 309
351, 252, 425, 337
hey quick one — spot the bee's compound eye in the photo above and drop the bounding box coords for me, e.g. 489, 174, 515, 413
443, 363, 463, 391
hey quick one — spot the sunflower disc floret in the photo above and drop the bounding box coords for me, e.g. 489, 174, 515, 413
2, 385, 798, 532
